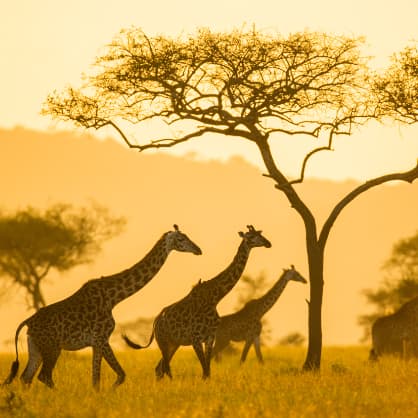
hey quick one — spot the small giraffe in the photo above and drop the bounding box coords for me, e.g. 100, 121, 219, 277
122, 225, 271, 380
369, 295, 418, 361
212, 265, 307, 364
2, 225, 201, 389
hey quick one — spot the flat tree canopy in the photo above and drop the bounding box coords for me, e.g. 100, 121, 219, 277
43, 27, 418, 369
45, 29, 373, 159
0, 203, 125, 311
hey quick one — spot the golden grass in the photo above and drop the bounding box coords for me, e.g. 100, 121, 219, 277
1, 346, 418, 418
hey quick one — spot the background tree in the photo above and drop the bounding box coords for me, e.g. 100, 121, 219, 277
359, 231, 418, 341
235, 272, 269, 309
43, 28, 418, 370
0, 203, 125, 311
278, 332, 306, 347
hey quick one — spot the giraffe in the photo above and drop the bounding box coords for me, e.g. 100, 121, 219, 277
2, 225, 201, 390
211, 265, 306, 364
122, 225, 271, 380
369, 295, 418, 361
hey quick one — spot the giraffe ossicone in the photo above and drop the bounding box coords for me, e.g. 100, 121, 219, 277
2, 225, 201, 390
123, 224, 272, 380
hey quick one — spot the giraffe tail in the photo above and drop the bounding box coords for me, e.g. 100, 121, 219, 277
2, 319, 29, 386
122, 331, 155, 350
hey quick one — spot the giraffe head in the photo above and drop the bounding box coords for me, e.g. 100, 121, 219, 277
283, 265, 307, 284
165, 224, 202, 255
238, 225, 272, 249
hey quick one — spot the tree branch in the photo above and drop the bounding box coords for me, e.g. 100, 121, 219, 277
288, 111, 370, 185
289, 127, 336, 185
318, 160, 418, 248
108, 120, 258, 151
255, 137, 318, 235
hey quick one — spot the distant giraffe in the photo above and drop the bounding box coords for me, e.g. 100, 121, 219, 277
369, 295, 418, 361
2, 225, 201, 389
123, 225, 271, 380
212, 265, 307, 364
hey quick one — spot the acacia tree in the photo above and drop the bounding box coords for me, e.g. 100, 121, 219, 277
0, 203, 125, 311
43, 28, 418, 370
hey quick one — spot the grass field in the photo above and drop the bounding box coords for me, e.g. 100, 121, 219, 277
1, 346, 418, 417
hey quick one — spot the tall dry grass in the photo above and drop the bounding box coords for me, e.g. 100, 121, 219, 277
1, 346, 417, 417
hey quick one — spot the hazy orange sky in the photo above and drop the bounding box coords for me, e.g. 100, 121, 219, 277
1, 0, 418, 179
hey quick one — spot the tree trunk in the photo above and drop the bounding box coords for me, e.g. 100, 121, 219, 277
303, 236, 324, 370
32, 278, 46, 311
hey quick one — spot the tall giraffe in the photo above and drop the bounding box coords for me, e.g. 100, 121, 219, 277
369, 295, 418, 361
122, 225, 271, 380
212, 265, 307, 364
2, 225, 201, 390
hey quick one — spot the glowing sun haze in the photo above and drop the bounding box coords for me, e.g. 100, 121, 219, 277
1, 0, 418, 180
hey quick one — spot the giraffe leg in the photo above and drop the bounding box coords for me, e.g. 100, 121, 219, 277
163, 345, 179, 379
192, 341, 209, 379
92, 346, 103, 390
102, 343, 126, 387
254, 335, 264, 364
240, 339, 252, 364
37, 345, 61, 388
156, 342, 178, 380
20, 336, 42, 385
212, 335, 230, 362
369, 348, 379, 362
155, 359, 164, 379
204, 336, 215, 378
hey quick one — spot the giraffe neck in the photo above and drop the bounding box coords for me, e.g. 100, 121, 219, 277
205, 241, 251, 304
252, 271, 290, 317
100, 235, 169, 307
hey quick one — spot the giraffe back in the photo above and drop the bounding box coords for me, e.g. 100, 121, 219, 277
155, 281, 220, 346
371, 295, 418, 358
27, 280, 116, 351
216, 300, 263, 342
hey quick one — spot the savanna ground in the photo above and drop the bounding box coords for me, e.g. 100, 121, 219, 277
0, 346, 417, 418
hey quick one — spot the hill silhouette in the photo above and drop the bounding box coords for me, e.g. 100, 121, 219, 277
0, 127, 417, 347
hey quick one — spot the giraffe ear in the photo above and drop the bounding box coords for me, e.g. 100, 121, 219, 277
239, 231, 245, 237
173, 224, 179, 231
291, 264, 295, 269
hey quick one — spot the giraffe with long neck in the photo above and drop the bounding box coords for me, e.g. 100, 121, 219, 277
123, 225, 271, 380
212, 265, 307, 364
2, 225, 201, 390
